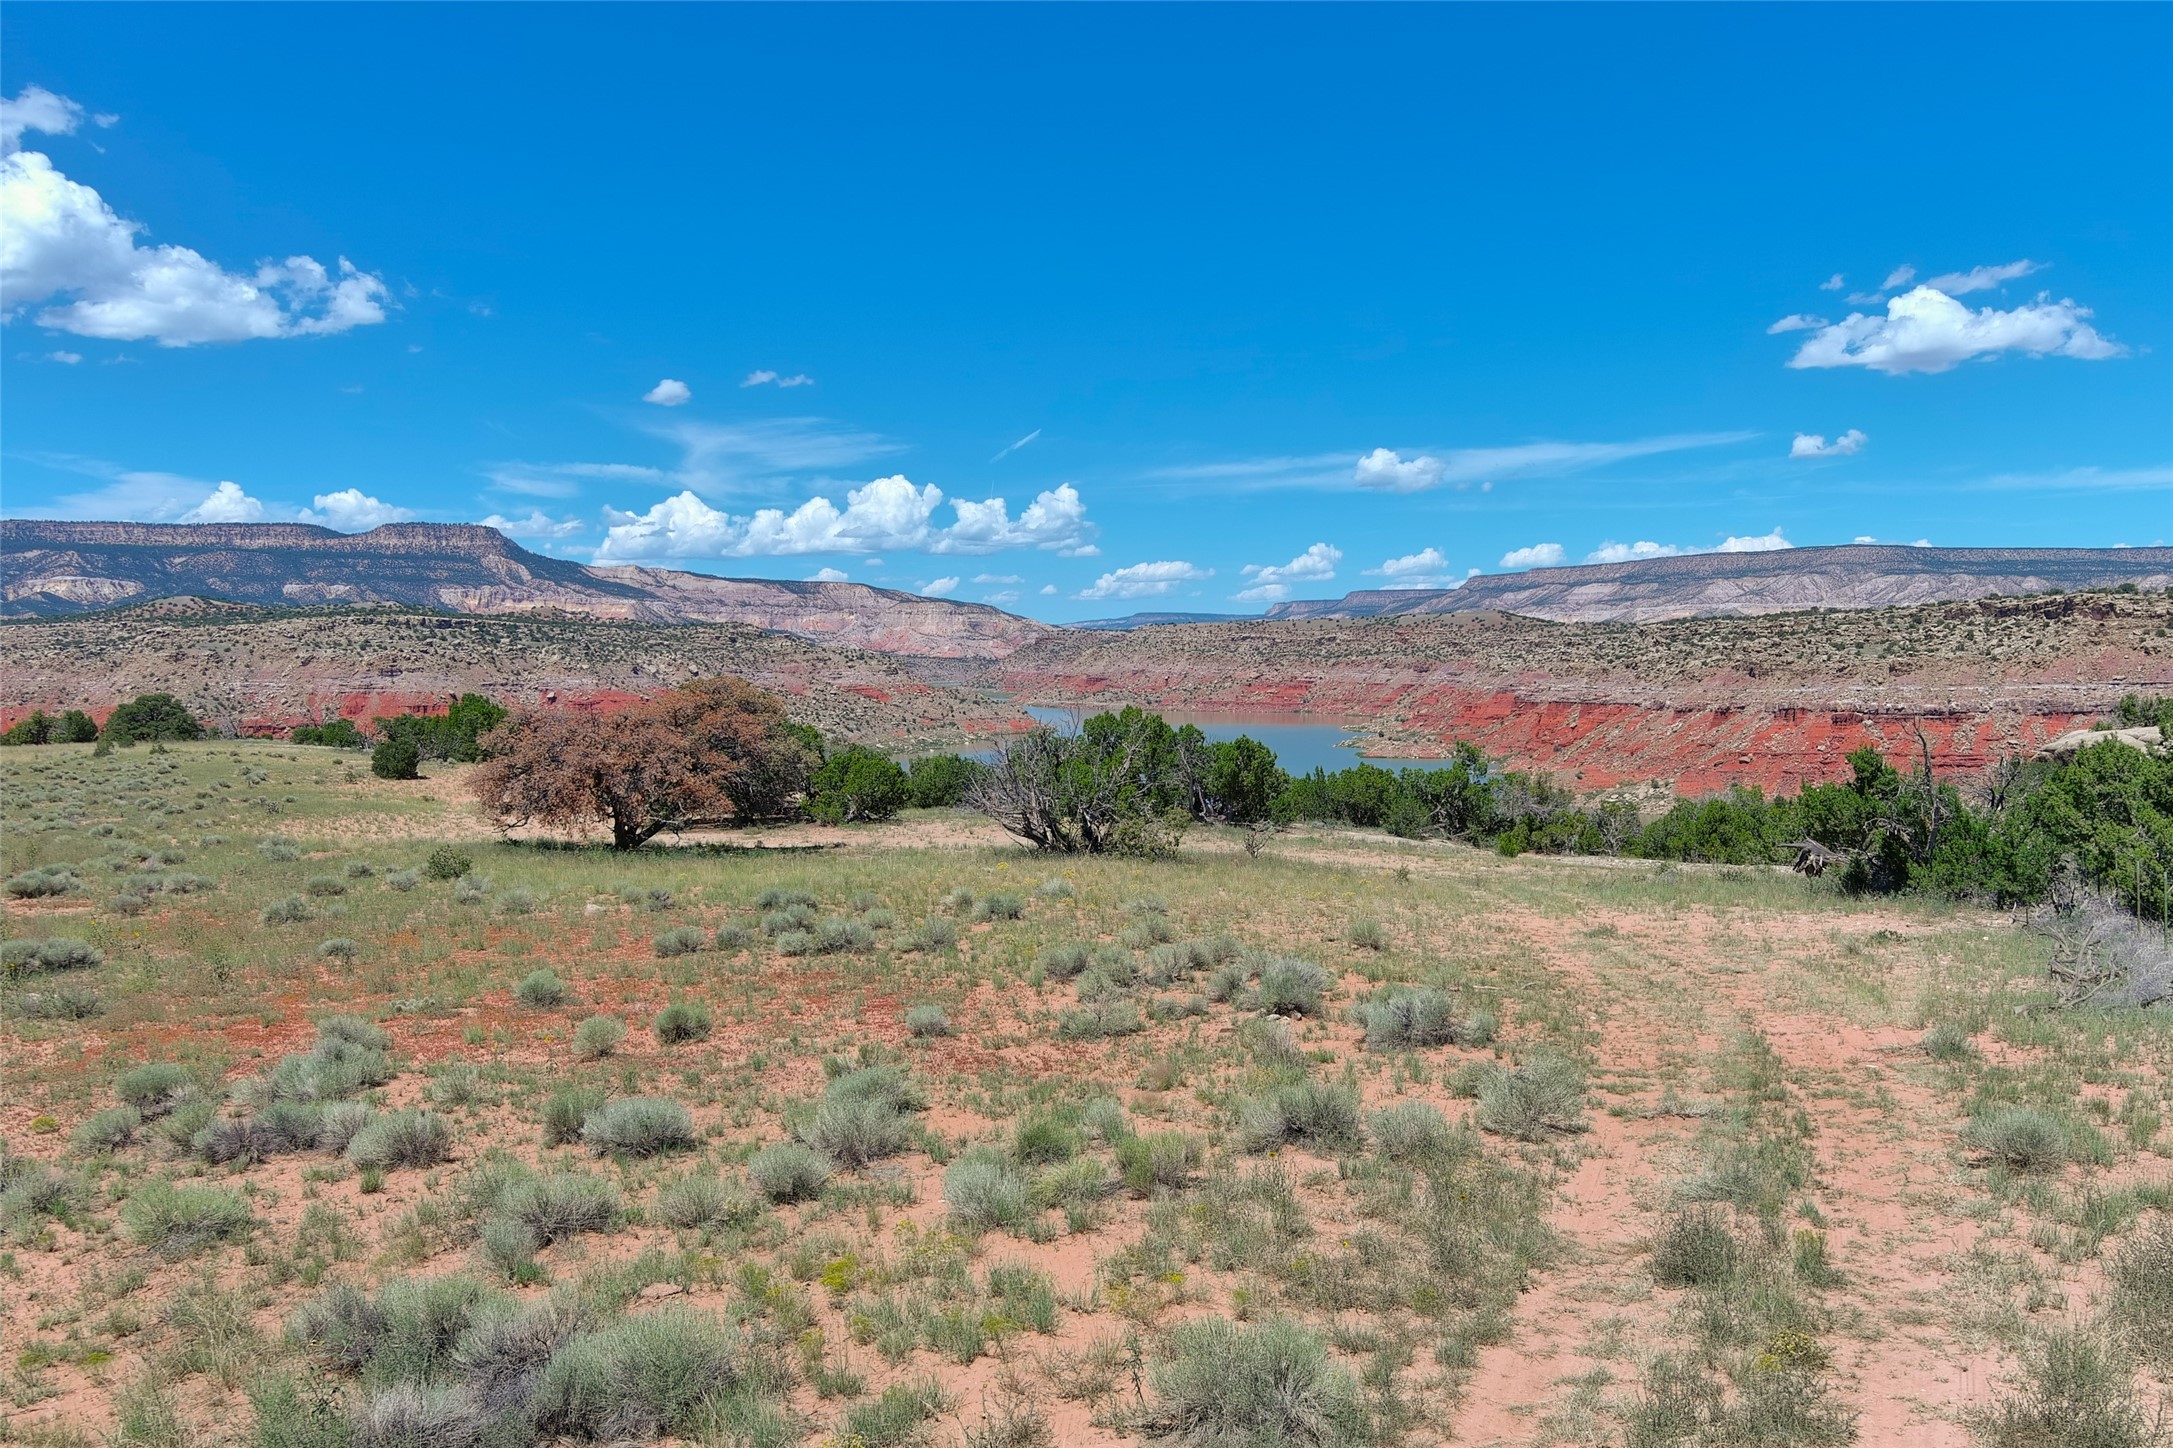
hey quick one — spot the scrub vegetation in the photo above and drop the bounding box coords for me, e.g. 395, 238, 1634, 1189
4, 732, 2169, 1447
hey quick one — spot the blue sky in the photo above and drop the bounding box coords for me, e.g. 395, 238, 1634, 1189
3, 5, 2168, 620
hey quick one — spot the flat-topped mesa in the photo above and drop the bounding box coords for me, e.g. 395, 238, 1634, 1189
1269, 544, 2173, 624
0, 519, 1055, 659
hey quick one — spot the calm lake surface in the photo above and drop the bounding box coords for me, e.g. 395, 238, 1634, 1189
1012, 706, 1452, 775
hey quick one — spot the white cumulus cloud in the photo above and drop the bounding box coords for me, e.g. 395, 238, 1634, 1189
179, 480, 265, 524
1584, 540, 1681, 565
1077, 560, 1211, 601
592, 476, 1097, 563
478, 510, 583, 540
1498, 543, 1566, 570
1, 89, 387, 347
921, 576, 959, 597
1352, 448, 1447, 492
1819, 273, 1845, 291
299, 488, 412, 531
1786, 286, 2122, 374
0, 85, 86, 149
929, 482, 1099, 556
805, 566, 849, 582
1363, 546, 1456, 589
1790, 429, 1868, 458
643, 378, 691, 407
1925, 259, 2042, 295
1881, 264, 1917, 291
1233, 542, 1341, 602
972, 573, 1023, 584
1370, 546, 1447, 578
1564, 530, 1795, 565
741, 369, 813, 388
1766, 314, 1828, 334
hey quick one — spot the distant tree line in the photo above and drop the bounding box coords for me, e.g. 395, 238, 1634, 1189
968, 701, 2173, 922
1, 693, 205, 747
0, 709, 102, 746
23, 678, 2163, 922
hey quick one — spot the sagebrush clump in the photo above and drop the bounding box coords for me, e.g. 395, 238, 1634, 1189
514, 969, 571, 1008
572, 1015, 626, 1059
654, 1001, 713, 1045
580, 1097, 695, 1157
1476, 1053, 1588, 1141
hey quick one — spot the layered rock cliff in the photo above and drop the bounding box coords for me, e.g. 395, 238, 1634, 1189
1269, 544, 2173, 624
0, 520, 1051, 659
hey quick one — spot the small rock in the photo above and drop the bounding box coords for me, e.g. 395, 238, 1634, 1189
583, 902, 605, 917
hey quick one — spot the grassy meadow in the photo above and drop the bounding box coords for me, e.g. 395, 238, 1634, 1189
4, 740, 2171, 1447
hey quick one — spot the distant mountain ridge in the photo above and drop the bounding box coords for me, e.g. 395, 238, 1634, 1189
0, 519, 1051, 659
1265, 544, 2173, 623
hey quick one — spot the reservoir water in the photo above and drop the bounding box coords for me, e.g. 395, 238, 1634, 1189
1011, 706, 1452, 776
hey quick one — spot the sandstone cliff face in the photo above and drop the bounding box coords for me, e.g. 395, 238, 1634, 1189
994, 593, 2173, 792
1268, 544, 2173, 624
0, 520, 1051, 659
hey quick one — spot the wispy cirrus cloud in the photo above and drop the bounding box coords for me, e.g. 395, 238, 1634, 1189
1925, 259, 2042, 295
1970, 465, 2173, 493
1152, 432, 1756, 495
1352, 434, 1757, 493
482, 461, 668, 498
8, 452, 274, 523
644, 417, 905, 495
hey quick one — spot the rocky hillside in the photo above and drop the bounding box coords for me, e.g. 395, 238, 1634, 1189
994, 590, 2173, 792
0, 520, 1050, 659
1268, 544, 2173, 624
0, 604, 1024, 746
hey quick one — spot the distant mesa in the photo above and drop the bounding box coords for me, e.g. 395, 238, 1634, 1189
1266, 545, 2173, 624
0, 519, 1052, 660
7, 524, 2168, 660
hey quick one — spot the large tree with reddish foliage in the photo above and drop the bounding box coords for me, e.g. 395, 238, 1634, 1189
470, 678, 820, 849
